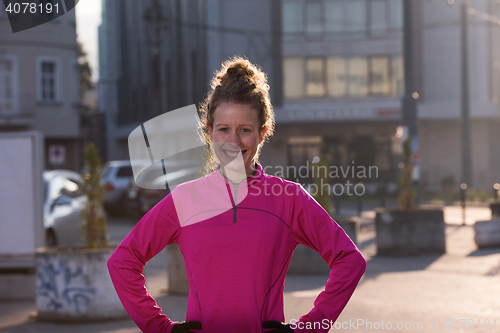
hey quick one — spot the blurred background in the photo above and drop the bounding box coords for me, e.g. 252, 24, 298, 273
2, 0, 500, 202
1, 0, 500, 332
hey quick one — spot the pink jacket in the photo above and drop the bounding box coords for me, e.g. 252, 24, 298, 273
107, 164, 366, 333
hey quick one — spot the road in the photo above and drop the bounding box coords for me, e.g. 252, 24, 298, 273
0, 204, 499, 333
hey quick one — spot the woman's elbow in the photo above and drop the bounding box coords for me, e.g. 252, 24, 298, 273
107, 249, 121, 275
355, 251, 367, 277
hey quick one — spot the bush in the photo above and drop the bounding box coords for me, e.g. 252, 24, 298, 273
80, 143, 108, 248
440, 174, 457, 205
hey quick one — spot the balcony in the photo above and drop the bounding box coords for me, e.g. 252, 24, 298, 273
0, 111, 35, 128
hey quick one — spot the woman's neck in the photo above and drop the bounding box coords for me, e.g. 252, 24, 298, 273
219, 162, 257, 183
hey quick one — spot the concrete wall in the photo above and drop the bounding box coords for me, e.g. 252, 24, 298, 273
419, 119, 500, 190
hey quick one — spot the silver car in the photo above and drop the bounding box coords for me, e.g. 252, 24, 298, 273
43, 170, 87, 246
101, 160, 135, 216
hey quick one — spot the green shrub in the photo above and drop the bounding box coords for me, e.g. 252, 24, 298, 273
80, 143, 108, 248
440, 174, 457, 205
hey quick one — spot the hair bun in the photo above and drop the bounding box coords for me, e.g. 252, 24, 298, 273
218, 62, 255, 85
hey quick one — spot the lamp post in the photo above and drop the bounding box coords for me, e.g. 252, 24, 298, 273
460, 1, 472, 187
402, 0, 419, 205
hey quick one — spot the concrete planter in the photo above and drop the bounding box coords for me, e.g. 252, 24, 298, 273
474, 219, 500, 248
167, 218, 360, 279
490, 202, 500, 218
375, 207, 446, 256
35, 246, 127, 322
336, 217, 360, 246
166, 243, 189, 294
287, 217, 359, 275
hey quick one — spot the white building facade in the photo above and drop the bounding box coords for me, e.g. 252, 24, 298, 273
0, 2, 80, 170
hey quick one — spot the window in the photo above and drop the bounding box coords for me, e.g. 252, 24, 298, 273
283, 57, 304, 99
370, 0, 388, 37
325, 1, 344, 36
305, 1, 322, 38
369, 56, 390, 95
71, 60, 79, 104
391, 55, 404, 96
283, 0, 401, 41
327, 56, 347, 97
346, 0, 366, 37
41, 62, 56, 100
282, 2, 303, 40
62, 178, 84, 198
283, 54, 403, 100
324, 0, 367, 39
116, 166, 133, 178
37, 56, 61, 102
348, 57, 368, 97
50, 176, 84, 201
389, 0, 403, 30
0, 56, 18, 114
306, 58, 326, 97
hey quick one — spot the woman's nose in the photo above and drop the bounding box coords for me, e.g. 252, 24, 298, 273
229, 131, 241, 145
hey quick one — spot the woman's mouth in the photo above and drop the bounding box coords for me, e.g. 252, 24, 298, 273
222, 149, 246, 158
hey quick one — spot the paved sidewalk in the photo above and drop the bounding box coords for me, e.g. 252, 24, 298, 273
1, 206, 499, 333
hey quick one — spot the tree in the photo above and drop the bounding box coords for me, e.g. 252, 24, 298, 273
81, 143, 108, 248
78, 41, 93, 98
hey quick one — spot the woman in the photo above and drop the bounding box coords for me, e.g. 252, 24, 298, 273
108, 57, 366, 333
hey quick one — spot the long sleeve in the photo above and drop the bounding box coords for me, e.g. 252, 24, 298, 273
107, 194, 182, 333
289, 186, 366, 333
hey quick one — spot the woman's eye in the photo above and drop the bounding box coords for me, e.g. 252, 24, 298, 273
219, 128, 227, 132
241, 128, 250, 133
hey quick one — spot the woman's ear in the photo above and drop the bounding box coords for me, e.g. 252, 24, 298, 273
259, 127, 268, 144
208, 125, 213, 142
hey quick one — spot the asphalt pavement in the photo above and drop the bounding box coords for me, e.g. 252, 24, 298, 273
0, 204, 499, 333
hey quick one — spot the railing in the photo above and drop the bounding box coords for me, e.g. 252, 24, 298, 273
0, 111, 35, 127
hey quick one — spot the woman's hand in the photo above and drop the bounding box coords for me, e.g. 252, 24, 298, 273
171, 321, 202, 333
262, 321, 294, 332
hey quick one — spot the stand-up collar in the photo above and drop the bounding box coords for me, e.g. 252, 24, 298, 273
213, 163, 265, 186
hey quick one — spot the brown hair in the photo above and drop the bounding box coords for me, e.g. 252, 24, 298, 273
198, 56, 275, 174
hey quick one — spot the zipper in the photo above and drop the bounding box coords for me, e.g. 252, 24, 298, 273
233, 183, 238, 223
226, 182, 239, 224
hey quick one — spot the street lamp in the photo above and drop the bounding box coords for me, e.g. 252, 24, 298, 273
460, 1, 472, 187
402, 0, 420, 204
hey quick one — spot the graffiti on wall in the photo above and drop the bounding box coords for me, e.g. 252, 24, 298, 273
36, 255, 96, 314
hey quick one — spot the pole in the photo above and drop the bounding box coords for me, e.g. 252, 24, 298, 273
402, 0, 417, 136
461, 2, 472, 187
460, 183, 467, 225
402, 0, 419, 204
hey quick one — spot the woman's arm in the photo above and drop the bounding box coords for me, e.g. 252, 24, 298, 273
289, 185, 367, 333
107, 194, 182, 333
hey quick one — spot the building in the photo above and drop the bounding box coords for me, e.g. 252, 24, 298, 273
261, 0, 404, 191
100, 0, 500, 191
0, 1, 81, 170
258, 0, 500, 191
99, 0, 282, 161
417, 0, 500, 190
99, 0, 207, 160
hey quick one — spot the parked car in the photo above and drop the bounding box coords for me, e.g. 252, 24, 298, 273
43, 170, 87, 247
125, 162, 202, 216
101, 160, 138, 216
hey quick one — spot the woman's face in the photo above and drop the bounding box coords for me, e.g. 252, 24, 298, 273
209, 102, 266, 177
